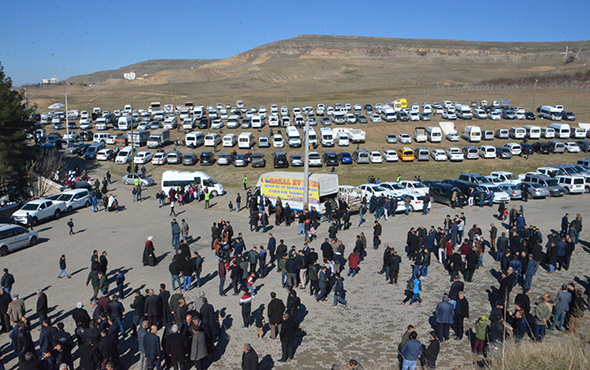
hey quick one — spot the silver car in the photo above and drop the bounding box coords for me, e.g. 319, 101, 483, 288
497, 184, 522, 200
522, 182, 550, 198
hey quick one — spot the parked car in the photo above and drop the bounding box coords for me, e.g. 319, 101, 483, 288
152, 152, 167, 165
497, 184, 523, 199
12, 199, 66, 226
564, 142, 581, 153
290, 154, 303, 167
339, 152, 352, 164
383, 150, 399, 162
532, 141, 551, 154
251, 153, 266, 168
446, 132, 460, 142
446, 147, 464, 161
199, 152, 215, 166
233, 154, 248, 167
521, 182, 550, 198
182, 153, 198, 166
0, 224, 39, 256
386, 134, 398, 144
323, 152, 339, 166
217, 153, 232, 166
431, 149, 447, 161
429, 183, 467, 207
121, 173, 155, 186
369, 151, 383, 163
399, 134, 412, 144
496, 147, 513, 159
134, 151, 154, 164
96, 149, 115, 161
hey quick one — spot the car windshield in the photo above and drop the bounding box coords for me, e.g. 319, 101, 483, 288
387, 184, 404, 190
546, 179, 558, 186
56, 194, 73, 201
21, 203, 39, 211
413, 183, 425, 188
203, 179, 216, 186
372, 186, 386, 192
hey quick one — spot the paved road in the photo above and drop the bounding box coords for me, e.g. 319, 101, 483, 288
0, 179, 587, 369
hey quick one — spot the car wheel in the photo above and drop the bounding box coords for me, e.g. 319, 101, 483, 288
85, 200, 91, 207
29, 236, 38, 246
54, 210, 61, 219
67, 206, 73, 213
564, 187, 570, 194
585, 186, 590, 194
409, 205, 415, 212
0, 246, 8, 256
211, 191, 218, 197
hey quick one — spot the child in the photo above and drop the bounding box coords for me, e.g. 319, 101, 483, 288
253, 308, 265, 339
246, 272, 255, 296
67, 218, 75, 235
229, 201, 234, 212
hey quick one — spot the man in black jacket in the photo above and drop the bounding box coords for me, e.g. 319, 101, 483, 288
159, 284, 171, 325
200, 297, 217, 340
387, 248, 402, 285
321, 238, 334, 262
276, 240, 288, 272
267, 234, 276, 263
242, 343, 259, 370
373, 221, 382, 250
144, 289, 162, 327
278, 314, 297, 362
0, 289, 12, 332
453, 292, 469, 340
166, 324, 186, 370
130, 290, 146, 336
465, 248, 478, 282
36, 290, 48, 325
72, 302, 91, 328
422, 331, 440, 369
267, 292, 285, 340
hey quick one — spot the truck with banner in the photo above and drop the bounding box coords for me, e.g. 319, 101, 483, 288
255, 171, 339, 214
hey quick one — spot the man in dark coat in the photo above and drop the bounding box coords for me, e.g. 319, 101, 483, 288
200, 298, 217, 339
497, 269, 517, 306
321, 238, 334, 261
166, 324, 186, 370
98, 329, 115, 367
130, 290, 146, 336
267, 292, 285, 340
423, 331, 440, 369
454, 291, 469, 340
0, 288, 12, 332
36, 290, 49, 325
144, 289, 162, 327
278, 314, 297, 362
435, 295, 454, 342
144, 325, 161, 369
242, 343, 259, 370
464, 248, 478, 282
268, 234, 277, 263
39, 318, 58, 354
52, 322, 74, 368
78, 340, 101, 370
72, 302, 91, 328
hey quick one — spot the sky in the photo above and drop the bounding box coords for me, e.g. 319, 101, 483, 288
1, 0, 589, 86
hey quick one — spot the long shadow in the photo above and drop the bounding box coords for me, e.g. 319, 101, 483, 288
486, 287, 499, 309
208, 202, 218, 209
200, 271, 218, 286
157, 252, 171, 264
22, 285, 52, 302
37, 227, 53, 232
259, 354, 274, 370
69, 267, 88, 278
254, 284, 265, 295
74, 229, 87, 234
296, 304, 309, 325
428, 311, 438, 332
490, 268, 503, 283
292, 329, 307, 357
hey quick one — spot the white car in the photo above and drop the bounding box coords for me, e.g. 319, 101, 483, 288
370, 114, 382, 123
474, 108, 487, 119
134, 151, 154, 164
52, 189, 92, 213
504, 143, 522, 155
446, 132, 460, 142
0, 224, 39, 256
12, 199, 66, 226
399, 181, 430, 196
369, 151, 383, 163
96, 149, 115, 161
79, 119, 93, 129
211, 119, 224, 129
442, 111, 457, 120
137, 122, 148, 131
409, 111, 420, 121
346, 114, 357, 124
63, 132, 79, 140
308, 152, 322, 167
488, 111, 501, 120
479, 145, 497, 159
446, 147, 464, 161
399, 134, 412, 144
402, 193, 431, 212
272, 135, 285, 148
383, 150, 399, 162
564, 142, 581, 153
430, 149, 447, 161
105, 134, 118, 145
152, 152, 167, 165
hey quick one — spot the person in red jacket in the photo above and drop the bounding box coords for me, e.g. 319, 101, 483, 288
347, 251, 361, 277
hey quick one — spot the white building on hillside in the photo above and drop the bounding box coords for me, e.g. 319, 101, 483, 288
123, 72, 136, 80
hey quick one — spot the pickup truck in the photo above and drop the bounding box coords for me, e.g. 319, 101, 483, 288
12, 199, 67, 226
414, 127, 427, 143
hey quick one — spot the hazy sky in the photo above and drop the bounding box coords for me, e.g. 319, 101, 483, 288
1, 0, 588, 86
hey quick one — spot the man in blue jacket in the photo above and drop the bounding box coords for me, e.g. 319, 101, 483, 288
435, 294, 455, 342
401, 331, 422, 370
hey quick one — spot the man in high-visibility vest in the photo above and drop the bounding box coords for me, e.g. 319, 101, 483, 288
204, 189, 210, 209
243, 175, 248, 190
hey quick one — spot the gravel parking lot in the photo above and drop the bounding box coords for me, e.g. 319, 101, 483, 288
0, 173, 587, 369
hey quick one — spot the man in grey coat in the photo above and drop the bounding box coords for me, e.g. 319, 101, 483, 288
144, 325, 161, 369
190, 325, 208, 370
549, 284, 572, 330
435, 294, 455, 342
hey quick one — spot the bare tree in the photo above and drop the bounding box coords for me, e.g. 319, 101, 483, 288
26, 148, 67, 198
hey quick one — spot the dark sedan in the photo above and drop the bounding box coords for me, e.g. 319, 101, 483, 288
521, 143, 534, 155
496, 147, 513, 159
532, 141, 551, 154
200, 151, 215, 166
323, 152, 339, 166
182, 153, 198, 165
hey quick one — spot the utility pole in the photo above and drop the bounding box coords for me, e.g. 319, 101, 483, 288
303, 115, 310, 212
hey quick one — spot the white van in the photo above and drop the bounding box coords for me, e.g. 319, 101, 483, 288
320, 128, 335, 147
572, 127, 587, 139
541, 127, 556, 139
305, 127, 317, 146
509, 127, 526, 139
93, 132, 111, 143
539, 106, 563, 121
426, 126, 442, 143
163, 116, 178, 129
161, 170, 224, 197
0, 224, 38, 256
222, 134, 237, 147
462, 126, 482, 142
238, 132, 254, 149
53, 189, 91, 212
185, 132, 205, 147
251, 115, 265, 129
524, 125, 541, 139
286, 127, 301, 148
117, 116, 135, 130
115, 146, 137, 164
337, 131, 350, 146
204, 133, 221, 147
555, 175, 585, 194
549, 123, 571, 139
95, 118, 108, 130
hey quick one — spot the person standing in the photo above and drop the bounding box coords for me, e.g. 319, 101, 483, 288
171, 220, 181, 252
169, 199, 177, 216
181, 219, 190, 242
190, 325, 208, 370
130, 291, 146, 336
218, 258, 227, 297
454, 291, 469, 340
243, 175, 248, 190
240, 289, 253, 328
373, 221, 382, 250
0, 289, 12, 333
532, 295, 551, 341
473, 316, 489, 354
67, 218, 75, 235
242, 343, 259, 370
549, 284, 572, 330
144, 325, 162, 370
115, 269, 126, 299
267, 234, 276, 263
423, 331, 440, 370
489, 223, 497, 252
435, 294, 454, 342
57, 255, 70, 279
407, 275, 422, 307
400, 331, 422, 370
36, 290, 48, 325
204, 189, 210, 209
267, 292, 285, 340
278, 314, 297, 362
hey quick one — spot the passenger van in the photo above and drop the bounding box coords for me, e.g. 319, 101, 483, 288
462, 126, 482, 142
495, 129, 509, 139
352, 149, 370, 164
397, 147, 415, 162
572, 127, 587, 139
53, 189, 91, 212
320, 128, 335, 147
305, 127, 317, 147
549, 123, 571, 139
93, 132, 111, 143
117, 116, 135, 130
238, 132, 254, 149
539, 105, 563, 121
426, 126, 442, 143
555, 175, 585, 194
479, 145, 496, 158
222, 134, 237, 147
415, 147, 430, 161
523, 173, 565, 196
185, 132, 205, 148
509, 127, 526, 139
286, 127, 301, 148
524, 125, 541, 139
251, 115, 265, 129
0, 224, 38, 256
541, 127, 556, 139
204, 133, 221, 147
161, 170, 224, 196
549, 140, 566, 153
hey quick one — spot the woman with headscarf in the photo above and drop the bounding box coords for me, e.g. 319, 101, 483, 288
143, 236, 157, 266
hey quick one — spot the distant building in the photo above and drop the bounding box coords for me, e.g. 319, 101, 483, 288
124, 72, 136, 80
41, 76, 59, 84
